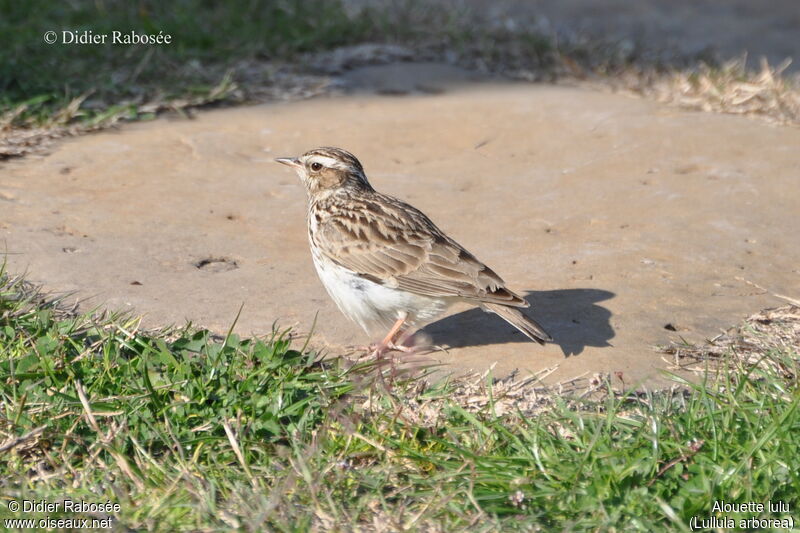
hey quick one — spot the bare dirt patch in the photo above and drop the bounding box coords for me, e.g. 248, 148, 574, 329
2, 68, 799, 385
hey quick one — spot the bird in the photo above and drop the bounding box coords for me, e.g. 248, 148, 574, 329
275, 146, 551, 356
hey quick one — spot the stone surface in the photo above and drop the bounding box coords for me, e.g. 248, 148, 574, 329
2, 70, 799, 386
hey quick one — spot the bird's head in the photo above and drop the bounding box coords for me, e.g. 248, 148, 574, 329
275, 147, 372, 196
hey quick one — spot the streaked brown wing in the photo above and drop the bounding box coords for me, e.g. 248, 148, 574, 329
312, 193, 528, 307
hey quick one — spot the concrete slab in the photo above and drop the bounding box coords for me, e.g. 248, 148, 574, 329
2, 75, 799, 385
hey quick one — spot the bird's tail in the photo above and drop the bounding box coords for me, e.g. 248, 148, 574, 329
483, 303, 552, 345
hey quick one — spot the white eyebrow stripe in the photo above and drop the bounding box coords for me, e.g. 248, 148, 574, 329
305, 155, 348, 170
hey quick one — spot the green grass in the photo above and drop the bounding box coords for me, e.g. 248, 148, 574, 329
0, 0, 382, 127
0, 0, 565, 134
3, 5, 799, 528
4, 0, 798, 144
1, 273, 799, 530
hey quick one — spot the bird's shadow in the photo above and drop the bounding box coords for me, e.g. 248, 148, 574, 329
422, 288, 615, 357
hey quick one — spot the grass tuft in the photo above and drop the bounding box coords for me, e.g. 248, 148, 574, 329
0, 0, 370, 109
2, 271, 799, 530
3, 2, 800, 159
622, 56, 800, 126
0, 0, 372, 158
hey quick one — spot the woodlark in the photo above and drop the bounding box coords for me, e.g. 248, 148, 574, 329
276, 147, 552, 355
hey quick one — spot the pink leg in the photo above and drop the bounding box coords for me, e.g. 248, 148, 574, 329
372, 316, 407, 357
366, 317, 409, 391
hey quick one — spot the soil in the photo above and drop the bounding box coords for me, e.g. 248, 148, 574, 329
2, 64, 799, 386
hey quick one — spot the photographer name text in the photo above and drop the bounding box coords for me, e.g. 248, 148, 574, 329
44, 30, 172, 45
5, 499, 119, 530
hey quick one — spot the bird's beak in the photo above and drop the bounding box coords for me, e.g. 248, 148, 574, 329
275, 157, 301, 169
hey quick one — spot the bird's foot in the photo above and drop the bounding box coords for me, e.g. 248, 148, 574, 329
366, 342, 390, 358
386, 341, 417, 354
364, 337, 414, 357
364, 345, 399, 393
362, 332, 424, 390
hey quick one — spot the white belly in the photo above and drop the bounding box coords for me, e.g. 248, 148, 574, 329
311, 249, 450, 337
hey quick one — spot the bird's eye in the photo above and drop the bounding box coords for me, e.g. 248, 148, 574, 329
310, 162, 323, 172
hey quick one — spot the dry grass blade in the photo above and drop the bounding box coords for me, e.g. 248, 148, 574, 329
629, 56, 800, 125
352, 431, 389, 453
0, 425, 47, 454
75, 380, 145, 491
0, 76, 240, 160
646, 439, 704, 487
660, 304, 800, 374
222, 419, 257, 488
